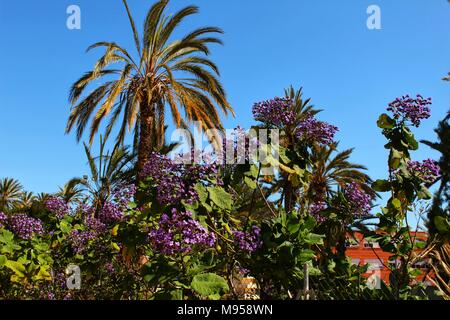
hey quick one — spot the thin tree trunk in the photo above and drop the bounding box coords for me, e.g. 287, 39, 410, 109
136, 100, 155, 184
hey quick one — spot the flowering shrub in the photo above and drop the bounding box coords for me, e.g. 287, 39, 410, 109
0, 211, 7, 228
7, 213, 45, 240
148, 209, 216, 255
387, 94, 432, 127
252, 97, 296, 127
295, 115, 338, 145
407, 159, 441, 183
232, 226, 262, 253
45, 196, 70, 219
342, 182, 372, 216
0, 91, 442, 301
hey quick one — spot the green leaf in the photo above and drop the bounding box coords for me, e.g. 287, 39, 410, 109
190, 273, 229, 299
417, 185, 432, 200
194, 184, 208, 204
34, 265, 52, 281
434, 216, 450, 234
297, 249, 315, 263
0, 255, 6, 268
244, 176, 257, 190
207, 187, 232, 210
372, 179, 391, 192
402, 127, 419, 150
304, 233, 324, 245
59, 220, 72, 234
287, 223, 300, 235
377, 114, 395, 129
5, 260, 26, 277
391, 198, 402, 210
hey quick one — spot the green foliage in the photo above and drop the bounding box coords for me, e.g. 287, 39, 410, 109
190, 273, 229, 300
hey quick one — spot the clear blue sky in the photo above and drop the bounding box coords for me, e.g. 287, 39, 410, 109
0, 0, 449, 206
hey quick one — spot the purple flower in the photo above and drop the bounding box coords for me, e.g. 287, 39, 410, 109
112, 184, 136, 208
343, 182, 372, 216
0, 212, 7, 229
148, 209, 216, 255
142, 152, 218, 206
45, 196, 70, 219
252, 97, 296, 128
68, 217, 106, 253
407, 159, 441, 183
295, 115, 338, 145
98, 201, 123, 224
387, 94, 432, 127
310, 201, 327, 223
233, 225, 262, 253
8, 213, 44, 240
105, 262, 115, 274
68, 229, 96, 254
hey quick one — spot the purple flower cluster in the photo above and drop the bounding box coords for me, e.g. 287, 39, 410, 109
343, 182, 372, 216
142, 152, 218, 206
387, 94, 432, 127
407, 159, 441, 183
233, 226, 262, 253
0, 212, 7, 229
8, 213, 44, 240
68, 217, 106, 253
252, 97, 296, 127
68, 229, 97, 254
309, 201, 327, 223
112, 184, 136, 208
295, 115, 338, 145
98, 201, 123, 224
45, 196, 70, 219
148, 209, 216, 255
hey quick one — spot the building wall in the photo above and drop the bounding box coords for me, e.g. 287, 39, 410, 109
345, 232, 431, 284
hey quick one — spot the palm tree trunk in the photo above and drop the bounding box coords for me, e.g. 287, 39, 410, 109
284, 179, 294, 213
136, 101, 155, 183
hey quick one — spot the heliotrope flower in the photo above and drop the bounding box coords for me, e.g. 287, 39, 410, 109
343, 182, 372, 216
387, 94, 432, 127
252, 97, 296, 128
148, 209, 216, 255
232, 225, 262, 253
68, 217, 106, 254
407, 159, 441, 183
295, 115, 338, 145
0, 212, 7, 229
309, 201, 328, 223
45, 196, 70, 219
8, 213, 44, 240
142, 152, 218, 206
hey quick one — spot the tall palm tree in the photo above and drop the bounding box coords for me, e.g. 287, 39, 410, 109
307, 143, 375, 203
0, 178, 23, 212
66, 0, 233, 180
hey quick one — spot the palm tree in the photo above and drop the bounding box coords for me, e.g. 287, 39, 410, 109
306, 143, 375, 203
71, 137, 134, 214
269, 86, 320, 212
0, 178, 23, 212
66, 0, 233, 180
57, 180, 85, 204
14, 191, 36, 211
